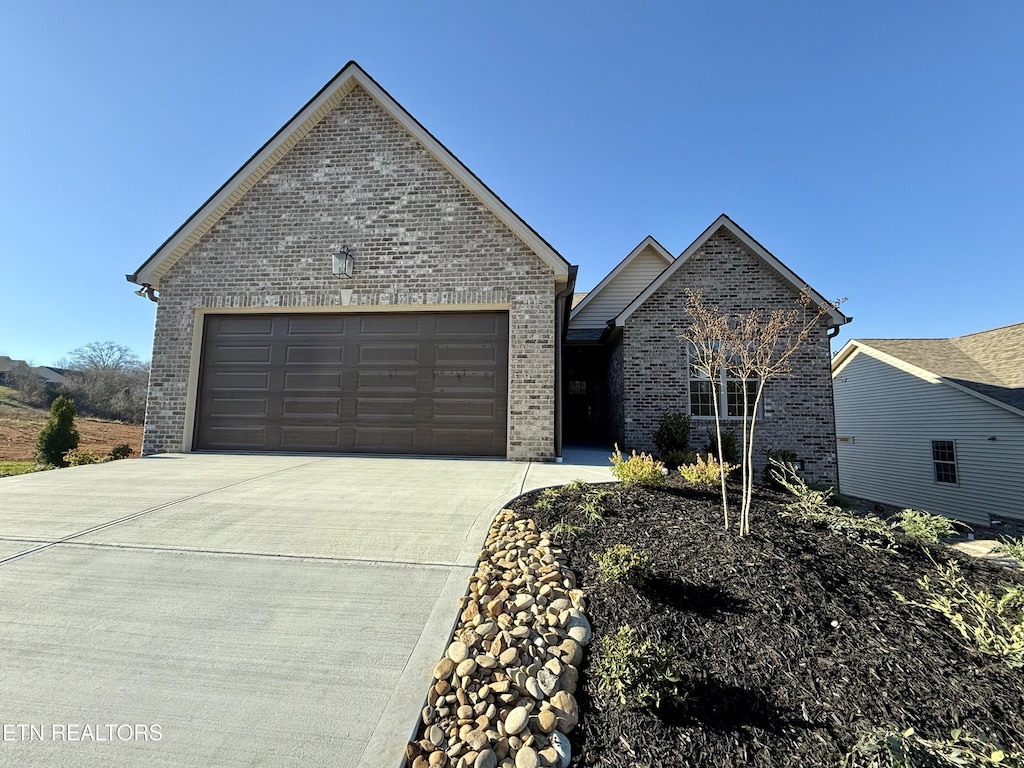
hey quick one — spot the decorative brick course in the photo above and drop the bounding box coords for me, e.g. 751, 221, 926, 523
618, 230, 840, 485
144, 86, 557, 460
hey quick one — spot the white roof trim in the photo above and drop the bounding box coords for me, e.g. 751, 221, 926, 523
129, 61, 570, 288
569, 235, 673, 321
613, 214, 849, 328
831, 340, 1024, 419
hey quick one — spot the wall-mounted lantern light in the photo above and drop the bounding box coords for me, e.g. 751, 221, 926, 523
332, 246, 354, 279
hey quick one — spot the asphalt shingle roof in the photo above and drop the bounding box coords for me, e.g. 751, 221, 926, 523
861, 322, 1024, 412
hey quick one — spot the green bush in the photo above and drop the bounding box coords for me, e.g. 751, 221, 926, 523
592, 625, 682, 709
705, 428, 740, 465
679, 453, 737, 488
762, 449, 798, 490
896, 559, 1024, 668
660, 450, 697, 469
770, 459, 896, 550
653, 413, 691, 458
843, 726, 1021, 767
536, 480, 620, 541
591, 544, 651, 585
107, 443, 134, 461
609, 444, 666, 487
995, 536, 1024, 567
34, 395, 80, 468
892, 508, 959, 545
64, 448, 101, 466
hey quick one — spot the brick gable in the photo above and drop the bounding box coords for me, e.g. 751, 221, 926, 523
619, 230, 839, 484
145, 86, 557, 460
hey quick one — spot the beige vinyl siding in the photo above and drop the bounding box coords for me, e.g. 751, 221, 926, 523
571, 248, 669, 329
833, 352, 1024, 526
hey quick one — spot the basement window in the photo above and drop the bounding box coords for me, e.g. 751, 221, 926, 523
932, 440, 958, 484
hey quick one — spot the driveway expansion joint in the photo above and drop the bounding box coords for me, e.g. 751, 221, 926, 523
0, 457, 329, 567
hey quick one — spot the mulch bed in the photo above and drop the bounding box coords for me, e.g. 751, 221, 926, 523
507, 476, 1024, 767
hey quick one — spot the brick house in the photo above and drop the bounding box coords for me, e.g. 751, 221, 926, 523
127, 62, 574, 461
128, 63, 849, 477
565, 216, 850, 484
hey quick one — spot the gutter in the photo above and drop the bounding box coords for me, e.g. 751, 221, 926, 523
553, 266, 579, 462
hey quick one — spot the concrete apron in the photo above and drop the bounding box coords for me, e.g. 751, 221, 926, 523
0, 450, 613, 768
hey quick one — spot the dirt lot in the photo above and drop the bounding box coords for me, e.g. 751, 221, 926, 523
0, 403, 143, 462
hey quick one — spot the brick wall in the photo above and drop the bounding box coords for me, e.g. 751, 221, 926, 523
144, 85, 557, 460
620, 229, 840, 485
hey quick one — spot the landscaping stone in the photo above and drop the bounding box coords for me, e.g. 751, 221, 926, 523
408, 508, 590, 768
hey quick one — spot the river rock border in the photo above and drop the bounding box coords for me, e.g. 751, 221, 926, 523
406, 508, 591, 768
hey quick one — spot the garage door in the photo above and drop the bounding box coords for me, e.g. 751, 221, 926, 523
194, 312, 509, 456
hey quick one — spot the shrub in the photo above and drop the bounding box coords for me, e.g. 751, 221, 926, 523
64, 448, 101, 466
609, 444, 666, 487
34, 395, 80, 468
591, 544, 651, 585
660, 450, 697, 469
653, 412, 691, 457
705, 428, 740, 465
892, 508, 960, 545
762, 449, 798, 490
896, 559, 1024, 668
995, 536, 1024, 567
843, 726, 1022, 767
550, 520, 585, 541
679, 453, 737, 488
771, 459, 896, 550
107, 443, 134, 461
537, 480, 620, 541
533, 486, 562, 512
592, 625, 682, 709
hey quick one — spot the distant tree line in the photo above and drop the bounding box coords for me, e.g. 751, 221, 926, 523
6, 342, 148, 424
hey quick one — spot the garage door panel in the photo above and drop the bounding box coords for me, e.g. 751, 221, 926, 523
285, 345, 345, 364
281, 398, 342, 416
430, 428, 496, 454
204, 426, 267, 449
279, 426, 341, 451
433, 399, 496, 420
359, 315, 421, 335
358, 344, 420, 364
435, 343, 498, 364
436, 314, 496, 335
354, 427, 416, 453
357, 370, 419, 392
283, 371, 342, 390
214, 345, 274, 363
211, 371, 271, 390
434, 370, 497, 393
355, 397, 418, 418
286, 316, 347, 334
217, 317, 275, 335
210, 398, 269, 416
196, 312, 508, 456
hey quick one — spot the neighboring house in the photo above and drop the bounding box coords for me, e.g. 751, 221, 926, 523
565, 216, 849, 484
0, 356, 67, 387
832, 325, 1024, 530
128, 62, 849, 479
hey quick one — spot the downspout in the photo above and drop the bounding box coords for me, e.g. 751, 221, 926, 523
553, 266, 579, 462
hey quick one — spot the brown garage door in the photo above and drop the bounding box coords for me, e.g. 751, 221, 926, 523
194, 312, 509, 456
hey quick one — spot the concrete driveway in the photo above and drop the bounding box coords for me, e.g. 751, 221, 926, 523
0, 450, 612, 767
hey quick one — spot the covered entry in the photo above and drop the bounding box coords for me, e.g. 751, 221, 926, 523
195, 311, 509, 456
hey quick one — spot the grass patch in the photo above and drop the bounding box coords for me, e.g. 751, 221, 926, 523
0, 460, 40, 477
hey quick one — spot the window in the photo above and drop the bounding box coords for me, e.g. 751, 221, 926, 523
932, 440, 958, 484
688, 345, 758, 418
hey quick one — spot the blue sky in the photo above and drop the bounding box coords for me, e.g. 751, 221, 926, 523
1, 1, 1021, 366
